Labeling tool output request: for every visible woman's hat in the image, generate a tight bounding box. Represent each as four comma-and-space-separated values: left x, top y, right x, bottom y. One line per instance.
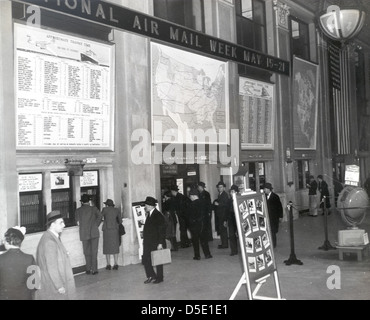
170, 185, 179, 192
189, 189, 199, 196
46, 210, 63, 226
5, 226, 26, 242
104, 199, 115, 207
144, 197, 157, 207
230, 185, 239, 193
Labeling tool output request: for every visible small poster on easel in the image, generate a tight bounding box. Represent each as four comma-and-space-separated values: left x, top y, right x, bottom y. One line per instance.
132, 202, 147, 259
230, 192, 283, 300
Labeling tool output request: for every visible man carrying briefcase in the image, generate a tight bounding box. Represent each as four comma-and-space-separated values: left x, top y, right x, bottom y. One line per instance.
142, 197, 167, 284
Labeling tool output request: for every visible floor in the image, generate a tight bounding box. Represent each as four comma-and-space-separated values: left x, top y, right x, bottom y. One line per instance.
74, 210, 370, 300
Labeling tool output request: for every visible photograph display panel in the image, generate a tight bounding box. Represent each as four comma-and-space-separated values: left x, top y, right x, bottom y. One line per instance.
132, 203, 147, 259
234, 193, 276, 282
15, 23, 115, 150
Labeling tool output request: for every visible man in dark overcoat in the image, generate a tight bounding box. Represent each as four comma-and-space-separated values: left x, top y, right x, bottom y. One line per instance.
171, 185, 191, 248
187, 189, 212, 260
214, 181, 229, 249
318, 175, 331, 214
264, 183, 283, 248
75, 194, 102, 275
142, 197, 167, 284
197, 182, 213, 241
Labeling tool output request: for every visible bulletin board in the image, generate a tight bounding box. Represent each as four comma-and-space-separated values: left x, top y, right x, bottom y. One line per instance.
230, 192, 283, 300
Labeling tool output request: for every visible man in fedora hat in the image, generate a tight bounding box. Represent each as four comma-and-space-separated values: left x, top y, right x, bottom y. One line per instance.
75, 194, 102, 275
142, 197, 166, 284
227, 185, 240, 256
263, 183, 283, 248
170, 185, 191, 248
35, 211, 75, 300
187, 189, 212, 260
197, 182, 213, 241
214, 181, 229, 249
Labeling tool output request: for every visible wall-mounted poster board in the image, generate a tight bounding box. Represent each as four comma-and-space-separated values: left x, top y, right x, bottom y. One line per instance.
15, 23, 115, 150
239, 77, 275, 150
230, 191, 283, 300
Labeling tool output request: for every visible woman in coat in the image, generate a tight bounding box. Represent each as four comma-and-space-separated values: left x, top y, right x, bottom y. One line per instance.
101, 199, 121, 270
0, 227, 36, 300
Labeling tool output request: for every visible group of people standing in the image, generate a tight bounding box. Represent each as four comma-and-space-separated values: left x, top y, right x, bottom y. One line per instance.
306, 175, 332, 217
141, 180, 286, 285
0, 195, 123, 300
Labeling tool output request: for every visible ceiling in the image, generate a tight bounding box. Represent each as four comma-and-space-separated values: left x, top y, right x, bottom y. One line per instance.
289, 0, 370, 46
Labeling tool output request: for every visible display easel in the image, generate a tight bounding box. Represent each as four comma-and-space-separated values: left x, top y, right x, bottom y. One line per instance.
230, 192, 283, 300
132, 201, 147, 259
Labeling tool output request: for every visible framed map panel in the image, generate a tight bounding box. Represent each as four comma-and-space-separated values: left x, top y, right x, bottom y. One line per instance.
151, 42, 229, 145
292, 56, 319, 150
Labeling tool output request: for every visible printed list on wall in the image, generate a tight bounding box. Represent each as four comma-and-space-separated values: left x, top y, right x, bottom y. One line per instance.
239, 77, 274, 150
15, 23, 114, 150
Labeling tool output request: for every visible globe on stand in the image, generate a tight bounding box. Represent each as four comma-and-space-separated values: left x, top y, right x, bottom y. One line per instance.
337, 186, 369, 246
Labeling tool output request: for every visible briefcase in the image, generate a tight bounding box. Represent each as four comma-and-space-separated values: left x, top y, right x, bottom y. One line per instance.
151, 248, 171, 266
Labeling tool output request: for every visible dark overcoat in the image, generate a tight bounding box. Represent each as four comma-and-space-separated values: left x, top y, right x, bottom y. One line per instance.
0, 249, 35, 300
266, 192, 283, 234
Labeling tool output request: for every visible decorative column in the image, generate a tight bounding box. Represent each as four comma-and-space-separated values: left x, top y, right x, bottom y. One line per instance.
271, 0, 291, 196
0, 1, 18, 236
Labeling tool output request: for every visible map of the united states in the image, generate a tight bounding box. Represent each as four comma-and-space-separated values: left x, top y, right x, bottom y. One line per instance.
151, 43, 228, 144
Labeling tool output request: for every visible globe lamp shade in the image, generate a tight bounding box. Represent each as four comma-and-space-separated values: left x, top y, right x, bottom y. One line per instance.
319, 5, 366, 42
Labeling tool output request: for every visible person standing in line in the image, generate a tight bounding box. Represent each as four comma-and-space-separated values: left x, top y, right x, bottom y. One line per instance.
318, 175, 331, 215
75, 194, 102, 275
187, 189, 212, 260
214, 181, 229, 249
197, 182, 213, 241
307, 176, 318, 217
162, 191, 178, 251
171, 185, 191, 248
101, 199, 121, 271
36, 211, 75, 300
264, 183, 283, 249
142, 197, 167, 284
0, 226, 36, 300
333, 176, 344, 208
227, 185, 239, 256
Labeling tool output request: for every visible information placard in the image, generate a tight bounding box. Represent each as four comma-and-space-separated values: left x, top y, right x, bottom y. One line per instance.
231, 192, 282, 300
345, 165, 360, 187
239, 77, 275, 150
15, 23, 115, 150
80, 171, 99, 188
18, 173, 43, 192
51, 172, 70, 190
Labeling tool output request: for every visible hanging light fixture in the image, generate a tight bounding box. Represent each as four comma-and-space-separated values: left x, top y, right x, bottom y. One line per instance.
319, 0, 366, 42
